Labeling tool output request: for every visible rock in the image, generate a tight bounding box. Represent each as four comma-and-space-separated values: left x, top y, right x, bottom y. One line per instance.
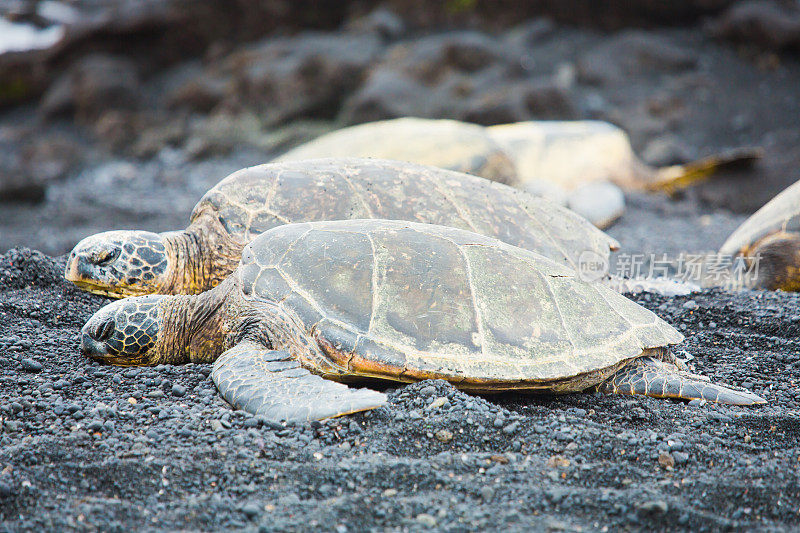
709, 1, 800, 53
637, 499, 669, 514
40, 54, 141, 120
578, 31, 698, 86
346, 8, 406, 41
21, 359, 42, 372
683, 300, 699, 310
339, 69, 430, 124
480, 486, 495, 501
0, 128, 80, 203
547, 455, 571, 468
382, 488, 398, 497
171, 33, 383, 126
428, 397, 448, 409
171, 384, 187, 397
240, 502, 261, 519
658, 451, 675, 469
416, 513, 437, 528
462, 79, 578, 125
434, 429, 453, 443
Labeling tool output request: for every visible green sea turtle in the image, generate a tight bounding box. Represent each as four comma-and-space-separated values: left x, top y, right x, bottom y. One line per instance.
276, 117, 516, 184
486, 120, 760, 195
65, 158, 618, 298
80, 219, 765, 423
717, 179, 800, 291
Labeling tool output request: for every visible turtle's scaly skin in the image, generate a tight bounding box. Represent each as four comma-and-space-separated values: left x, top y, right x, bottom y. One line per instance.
719, 179, 800, 291
276, 118, 516, 184
81, 220, 764, 422
67, 158, 618, 297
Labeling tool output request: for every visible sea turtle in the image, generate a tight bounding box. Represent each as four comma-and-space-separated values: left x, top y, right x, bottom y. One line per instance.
486, 120, 760, 195
717, 179, 800, 291
80, 219, 765, 423
65, 157, 618, 298
276, 117, 516, 184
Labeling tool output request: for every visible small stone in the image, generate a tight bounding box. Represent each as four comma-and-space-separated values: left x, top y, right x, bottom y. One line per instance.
147, 390, 165, 399
673, 451, 689, 465
658, 451, 675, 469
418, 386, 436, 397
638, 499, 669, 514
683, 300, 699, 310
503, 421, 520, 434
382, 488, 398, 497
428, 397, 447, 409
434, 429, 453, 443
547, 455, 570, 468
171, 384, 187, 397
210, 420, 224, 432
21, 359, 42, 372
416, 513, 437, 528
241, 502, 261, 519
480, 486, 495, 501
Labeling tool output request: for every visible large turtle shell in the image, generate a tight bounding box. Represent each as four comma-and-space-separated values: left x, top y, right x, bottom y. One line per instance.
191, 158, 618, 271
236, 220, 682, 383
719, 179, 800, 256
487, 121, 639, 190
275, 118, 516, 184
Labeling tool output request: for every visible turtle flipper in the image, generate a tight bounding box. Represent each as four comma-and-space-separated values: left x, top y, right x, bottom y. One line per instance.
212, 342, 388, 423
645, 147, 762, 195
598, 356, 766, 405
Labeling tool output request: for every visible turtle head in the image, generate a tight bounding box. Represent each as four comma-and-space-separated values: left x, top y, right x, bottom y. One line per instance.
65, 231, 171, 298
81, 295, 170, 366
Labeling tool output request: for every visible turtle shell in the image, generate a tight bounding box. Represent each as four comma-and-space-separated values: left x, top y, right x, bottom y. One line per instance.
275, 118, 516, 184
191, 158, 618, 271
235, 220, 682, 384
487, 121, 639, 190
719, 179, 800, 256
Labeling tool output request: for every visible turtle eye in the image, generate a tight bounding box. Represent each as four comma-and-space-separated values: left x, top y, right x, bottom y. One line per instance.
90, 246, 121, 266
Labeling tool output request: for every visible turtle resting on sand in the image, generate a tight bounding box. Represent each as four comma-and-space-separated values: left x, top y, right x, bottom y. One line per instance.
275, 117, 516, 184
81, 219, 765, 423
486, 120, 760, 195
717, 179, 800, 291
65, 158, 618, 298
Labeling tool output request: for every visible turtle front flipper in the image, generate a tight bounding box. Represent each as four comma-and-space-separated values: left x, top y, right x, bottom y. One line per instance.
598, 355, 766, 405
211, 342, 388, 423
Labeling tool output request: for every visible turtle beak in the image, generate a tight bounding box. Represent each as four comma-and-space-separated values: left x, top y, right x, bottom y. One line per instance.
80, 317, 115, 361
65, 243, 121, 280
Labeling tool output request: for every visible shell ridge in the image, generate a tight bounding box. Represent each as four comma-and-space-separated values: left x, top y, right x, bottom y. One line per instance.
428, 179, 482, 234
512, 193, 576, 268
455, 241, 487, 357
337, 168, 376, 218
538, 272, 577, 362
364, 231, 380, 335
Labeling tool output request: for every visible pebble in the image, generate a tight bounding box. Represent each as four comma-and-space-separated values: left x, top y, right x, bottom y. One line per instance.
416, 514, 437, 528
171, 384, 187, 397
658, 451, 675, 469
21, 359, 43, 372
480, 486, 495, 501
428, 397, 448, 409
683, 300, 699, 310
434, 429, 453, 443
502, 421, 519, 434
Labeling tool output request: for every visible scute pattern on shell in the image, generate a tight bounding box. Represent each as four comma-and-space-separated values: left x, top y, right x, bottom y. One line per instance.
191, 158, 618, 271
720, 179, 800, 256
237, 220, 682, 383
